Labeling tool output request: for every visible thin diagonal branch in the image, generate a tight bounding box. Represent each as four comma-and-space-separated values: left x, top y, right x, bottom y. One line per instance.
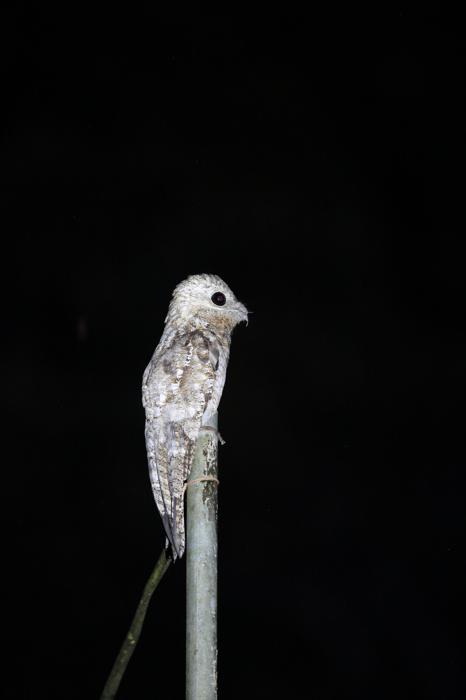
100, 548, 171, 700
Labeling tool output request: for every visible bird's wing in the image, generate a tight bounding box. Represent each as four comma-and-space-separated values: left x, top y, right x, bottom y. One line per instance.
143, 330, 219, 558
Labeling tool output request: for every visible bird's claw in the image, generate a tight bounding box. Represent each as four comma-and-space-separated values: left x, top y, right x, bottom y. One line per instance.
200, 425, 226, 445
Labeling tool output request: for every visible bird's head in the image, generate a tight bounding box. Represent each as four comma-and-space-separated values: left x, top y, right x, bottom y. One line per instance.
166, 273, 249, 332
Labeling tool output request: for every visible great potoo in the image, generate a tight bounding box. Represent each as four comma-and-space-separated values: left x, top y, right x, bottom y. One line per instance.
142, 274, 248, 560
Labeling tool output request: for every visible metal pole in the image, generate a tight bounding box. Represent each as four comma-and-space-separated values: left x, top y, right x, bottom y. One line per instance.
186, 412, 219, 700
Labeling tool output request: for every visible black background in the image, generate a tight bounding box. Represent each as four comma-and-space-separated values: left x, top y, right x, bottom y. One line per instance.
6, 7, 466, 699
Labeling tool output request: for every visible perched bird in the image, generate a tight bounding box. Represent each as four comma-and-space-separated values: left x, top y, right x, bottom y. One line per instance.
142, 274, 248, 560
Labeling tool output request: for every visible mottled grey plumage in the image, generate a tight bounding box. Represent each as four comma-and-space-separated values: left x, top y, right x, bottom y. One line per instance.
142, 274, 247, 560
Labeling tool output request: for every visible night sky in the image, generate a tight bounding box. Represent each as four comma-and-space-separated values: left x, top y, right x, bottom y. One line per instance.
6, 8, 466, 699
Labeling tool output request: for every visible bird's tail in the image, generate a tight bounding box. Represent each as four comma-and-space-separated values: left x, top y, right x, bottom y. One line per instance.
161, 512, 181, 561
170, 496, 185, 560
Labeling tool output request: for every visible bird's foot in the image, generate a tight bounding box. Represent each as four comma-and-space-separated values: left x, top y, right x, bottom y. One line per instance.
200, 425, 226, 445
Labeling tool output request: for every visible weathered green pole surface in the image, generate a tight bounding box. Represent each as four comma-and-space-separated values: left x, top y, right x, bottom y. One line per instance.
186, 412, 219, 700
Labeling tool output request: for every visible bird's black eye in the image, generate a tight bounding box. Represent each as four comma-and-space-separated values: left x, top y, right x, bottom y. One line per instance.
211, 291, 226, 306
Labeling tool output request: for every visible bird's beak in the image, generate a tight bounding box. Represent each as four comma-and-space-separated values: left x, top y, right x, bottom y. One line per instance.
235, 301, 249, 325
